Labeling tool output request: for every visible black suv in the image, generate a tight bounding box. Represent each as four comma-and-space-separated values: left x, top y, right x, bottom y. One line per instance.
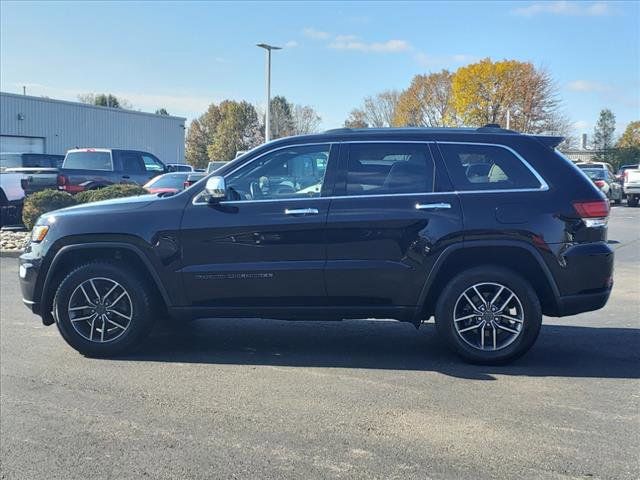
18, 127, 614, 363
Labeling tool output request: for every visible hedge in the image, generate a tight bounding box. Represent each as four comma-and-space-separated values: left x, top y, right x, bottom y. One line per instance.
22, 190, 78, 230
22, 184, 149, 229
74, 184, 147, 204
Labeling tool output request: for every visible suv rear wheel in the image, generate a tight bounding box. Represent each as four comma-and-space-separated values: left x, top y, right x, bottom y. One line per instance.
53, 261, 155, 357
435, 266, 542, 364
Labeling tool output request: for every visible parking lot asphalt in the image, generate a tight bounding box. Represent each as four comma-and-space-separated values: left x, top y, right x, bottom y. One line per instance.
1, 206, 639, 480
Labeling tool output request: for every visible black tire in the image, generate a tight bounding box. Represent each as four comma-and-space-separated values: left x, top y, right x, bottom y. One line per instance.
434, 266, 542, 364
53, 261, 155, 357
614, 197, 622, 205
628, 196, 639, 207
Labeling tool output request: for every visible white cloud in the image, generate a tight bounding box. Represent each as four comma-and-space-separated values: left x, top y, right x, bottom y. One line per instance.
513, 1, 612, 17
302, 27, 331, 40
284, 40, 298, 48
329, 38, 411, 53
567, 80, 608, 92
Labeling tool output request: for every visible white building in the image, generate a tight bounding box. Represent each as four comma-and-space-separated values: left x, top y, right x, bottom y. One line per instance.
0, 92, 186, 162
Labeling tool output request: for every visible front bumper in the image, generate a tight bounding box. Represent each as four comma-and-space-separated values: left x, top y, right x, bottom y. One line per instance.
19, 250, 43, 316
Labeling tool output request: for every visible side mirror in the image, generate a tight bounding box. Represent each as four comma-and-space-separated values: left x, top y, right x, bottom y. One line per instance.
204, 176, 226, 202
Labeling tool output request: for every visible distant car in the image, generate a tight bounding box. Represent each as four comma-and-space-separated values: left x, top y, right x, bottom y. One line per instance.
57, 148, 166, 193
166, 163, 194, 173
143, 172, 191, 194
576, 161, 616, 177
581, 168, 623, 204
207, 161, 226, 174
1, 153, 64, 195
623, 169, 640, 207
183, 172, 206, 189
0, 171, 26, 226
0, 153, 64, 172
617, 164, 639, 183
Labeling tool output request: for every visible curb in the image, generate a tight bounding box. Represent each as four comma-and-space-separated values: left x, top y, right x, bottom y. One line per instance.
0, 250, 23, 258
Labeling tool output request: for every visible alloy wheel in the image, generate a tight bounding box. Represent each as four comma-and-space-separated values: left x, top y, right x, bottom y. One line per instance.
67, 277, 133, 343
453, 282, 524, 351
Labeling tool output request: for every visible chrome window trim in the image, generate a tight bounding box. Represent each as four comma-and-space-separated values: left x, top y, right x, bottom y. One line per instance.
192, 140, 549, 206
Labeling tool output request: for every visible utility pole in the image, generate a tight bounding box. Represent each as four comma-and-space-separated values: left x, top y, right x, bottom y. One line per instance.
256, 43, 282, 143
506, 109, 511, 129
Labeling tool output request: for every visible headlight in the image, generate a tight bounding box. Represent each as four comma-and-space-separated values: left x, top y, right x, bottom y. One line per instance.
31, 225, 50, 243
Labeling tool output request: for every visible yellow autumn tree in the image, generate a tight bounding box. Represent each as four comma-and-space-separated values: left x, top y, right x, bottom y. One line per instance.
451, 58, 561, 133
394, 70, 458, 127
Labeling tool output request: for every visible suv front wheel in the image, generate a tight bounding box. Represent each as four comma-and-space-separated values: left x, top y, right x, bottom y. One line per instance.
435, 266, 542, 364
53, 261, 155, 357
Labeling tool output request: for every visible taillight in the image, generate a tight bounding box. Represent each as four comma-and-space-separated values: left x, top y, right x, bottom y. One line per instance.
573, 200, 609, 227
594, 180, 606, 188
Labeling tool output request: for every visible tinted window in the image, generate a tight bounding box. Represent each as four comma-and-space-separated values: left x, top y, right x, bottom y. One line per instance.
225, 144, 330, 201
345, 143, 434, 195
438, 143, 541, 191
119, 152, 145, 173
143, 154, 165, 172
63, 152, 112, 171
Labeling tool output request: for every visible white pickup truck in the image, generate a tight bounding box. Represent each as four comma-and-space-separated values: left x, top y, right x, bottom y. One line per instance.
623, 168, 640, 207
0, 171, 25, 226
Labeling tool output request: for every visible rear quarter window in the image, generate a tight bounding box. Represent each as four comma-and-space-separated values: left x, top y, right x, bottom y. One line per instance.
438, 143, 542, 191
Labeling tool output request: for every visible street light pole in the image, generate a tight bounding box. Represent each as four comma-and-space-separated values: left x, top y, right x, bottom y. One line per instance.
256, 43, 282, 143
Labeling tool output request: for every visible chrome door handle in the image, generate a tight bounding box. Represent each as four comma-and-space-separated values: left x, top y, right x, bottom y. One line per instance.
284, 208, 319, 215
416, 202, 451, 210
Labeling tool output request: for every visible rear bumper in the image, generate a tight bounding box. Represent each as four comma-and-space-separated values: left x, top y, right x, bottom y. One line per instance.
555, 288, 612, 316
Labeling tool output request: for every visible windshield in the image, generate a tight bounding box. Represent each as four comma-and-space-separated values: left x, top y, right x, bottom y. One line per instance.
63, 151, 112, 170
146, 173, 188, 188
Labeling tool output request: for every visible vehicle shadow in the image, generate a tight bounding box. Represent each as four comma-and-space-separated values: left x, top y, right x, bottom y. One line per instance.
116, 318, 640, 380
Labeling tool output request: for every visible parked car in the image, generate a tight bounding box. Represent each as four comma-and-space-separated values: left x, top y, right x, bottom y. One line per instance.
623, 169, 640, 207
19, 126, 613, 364
166, 163, 194, 173
206, 161, 227, 174
0, 153, 64, 172
575, 161, 616, 177
57, 148, 166, 193
0, 171, 26, 226
580, 168, 623, 204
183, 172, 206, 189
143, 172, 191, 195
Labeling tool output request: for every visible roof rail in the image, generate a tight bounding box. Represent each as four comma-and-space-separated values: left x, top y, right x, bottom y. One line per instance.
476, 124, 518, 134
323, 127, 353, 134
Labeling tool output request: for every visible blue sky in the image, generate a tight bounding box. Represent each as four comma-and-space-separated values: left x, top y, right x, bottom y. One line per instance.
1, 1, 638, 137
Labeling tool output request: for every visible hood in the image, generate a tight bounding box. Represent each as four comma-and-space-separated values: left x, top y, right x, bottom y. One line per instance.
41, 194, 158, 222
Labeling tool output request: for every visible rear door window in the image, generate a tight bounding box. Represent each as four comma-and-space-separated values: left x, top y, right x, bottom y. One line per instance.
343, 143, 435, 195
438, 143, 542, 191
119, 152, 146, 173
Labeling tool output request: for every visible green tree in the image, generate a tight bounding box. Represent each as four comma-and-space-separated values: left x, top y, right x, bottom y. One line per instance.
78, 93, 131, 109
155, 108, 169, 115
185, 119, 210, 169
209, 101, 263, 161
593, 109, 616, 161
269, 96, 294, 139
185, 103, 223, 168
